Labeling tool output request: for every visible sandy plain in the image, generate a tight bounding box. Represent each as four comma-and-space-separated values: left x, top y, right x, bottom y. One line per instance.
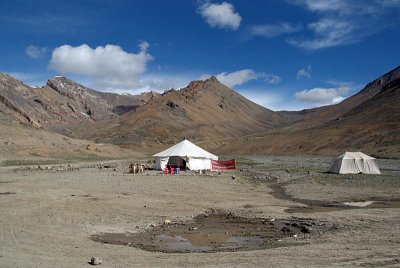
0, 156, 399, 267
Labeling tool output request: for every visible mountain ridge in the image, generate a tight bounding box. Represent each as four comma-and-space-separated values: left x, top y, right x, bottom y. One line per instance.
0, 65, 399, 157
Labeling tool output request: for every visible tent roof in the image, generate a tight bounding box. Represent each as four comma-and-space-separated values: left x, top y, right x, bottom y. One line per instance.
336, 152, 376, 160
153, 139, 218, 160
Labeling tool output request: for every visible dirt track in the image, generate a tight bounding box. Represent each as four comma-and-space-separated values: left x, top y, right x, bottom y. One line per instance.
0, 156, 400, 267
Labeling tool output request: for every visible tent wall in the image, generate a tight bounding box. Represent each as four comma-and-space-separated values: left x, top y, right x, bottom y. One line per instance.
329, 153, 381, 174
155, 156, 212, 171
187, 157, 212, 171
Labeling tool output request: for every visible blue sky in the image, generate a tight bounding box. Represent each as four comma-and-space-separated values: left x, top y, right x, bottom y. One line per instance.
1, 0, 399, 111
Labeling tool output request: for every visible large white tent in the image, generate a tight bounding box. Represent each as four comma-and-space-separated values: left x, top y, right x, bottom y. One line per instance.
153, 139, 218, 171
329, 152, 381, 174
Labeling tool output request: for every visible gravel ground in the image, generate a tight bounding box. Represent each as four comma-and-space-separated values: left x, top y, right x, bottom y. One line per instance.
0, 156, 399, 267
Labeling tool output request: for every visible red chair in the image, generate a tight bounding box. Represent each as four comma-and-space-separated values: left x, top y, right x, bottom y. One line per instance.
163, 168, 168, 174
170, 167, 175, 174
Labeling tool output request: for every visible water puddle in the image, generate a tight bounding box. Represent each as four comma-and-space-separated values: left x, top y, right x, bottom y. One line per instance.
155, 234, 264, 252
91, 212, 336, 253
268, 181, 400, 214
286, 200, 400, 213
343, 201, 374, 207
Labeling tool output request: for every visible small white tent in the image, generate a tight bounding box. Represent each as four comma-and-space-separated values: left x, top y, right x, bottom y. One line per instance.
153, 139, 218, 171
329, 152, 381, 174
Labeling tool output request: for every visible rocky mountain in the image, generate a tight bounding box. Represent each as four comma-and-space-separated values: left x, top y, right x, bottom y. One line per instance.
0, 75, 148, 161
1, 65, 399, 158
214, 65, 400, 157
75, 76, 285, 147
279, 65, 400, 129
0, 74, 157, 136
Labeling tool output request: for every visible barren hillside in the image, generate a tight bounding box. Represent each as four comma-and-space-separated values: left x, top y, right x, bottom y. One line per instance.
213, 66, 400, 157
1, 66, 399, 158
76, 76, 284, 147
0, 74, 156, 136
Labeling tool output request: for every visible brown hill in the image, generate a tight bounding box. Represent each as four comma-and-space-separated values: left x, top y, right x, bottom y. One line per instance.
0, 116, 135, 163
279, 65, 400, 128
0, 74, 151, 161
1, 66, 399, 158
214, 66, 400, 157
76, 76, 284, 147
0, 74, 156, 136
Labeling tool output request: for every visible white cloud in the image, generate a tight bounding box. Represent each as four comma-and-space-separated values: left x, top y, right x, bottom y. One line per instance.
139, 41, 150, 51
295, 86, 352, 105
48, 42, 152, 90
93, 73, 193, 95
290, 0, 352, 14
198, 1, 242, 30
249, 23, 301, 38
201, 69, 281, 88
264, 74, 282, 84
287, 0, 399, 49
26, 45, 48, 59
296, 65, 312, 79
380, 0, 400, 7
288, 18, 359, 49
216, 69, 258, 87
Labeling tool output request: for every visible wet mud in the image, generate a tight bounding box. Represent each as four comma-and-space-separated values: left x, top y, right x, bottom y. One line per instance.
270, 182, 400, 213
91, 212, 336, 253
0, 191, 16, 195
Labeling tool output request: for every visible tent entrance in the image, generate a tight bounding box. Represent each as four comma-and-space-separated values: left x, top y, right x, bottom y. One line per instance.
167, 156, 187, 170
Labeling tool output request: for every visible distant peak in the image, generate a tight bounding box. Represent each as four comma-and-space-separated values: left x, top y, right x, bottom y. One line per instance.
209, 75, 219, 82
186, 76, 221, 91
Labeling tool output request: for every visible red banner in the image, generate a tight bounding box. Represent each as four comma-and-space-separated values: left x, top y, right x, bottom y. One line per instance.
211, 159, 236, 171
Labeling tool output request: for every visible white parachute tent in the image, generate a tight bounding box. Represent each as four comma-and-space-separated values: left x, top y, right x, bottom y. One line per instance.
153, 139, 218, 171
329, 152, 381, 174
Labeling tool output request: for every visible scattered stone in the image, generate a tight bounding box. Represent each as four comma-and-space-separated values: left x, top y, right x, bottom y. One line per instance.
90, 257, 102, 265
301, 226, 312, 233
164, 219, 171, 225
293, 234, 298, 238
270, 218, 276, 222
150, 224, 156, 227
231, 175, 236, 180
281, 227, 290, 233
167, 100, 179, 109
